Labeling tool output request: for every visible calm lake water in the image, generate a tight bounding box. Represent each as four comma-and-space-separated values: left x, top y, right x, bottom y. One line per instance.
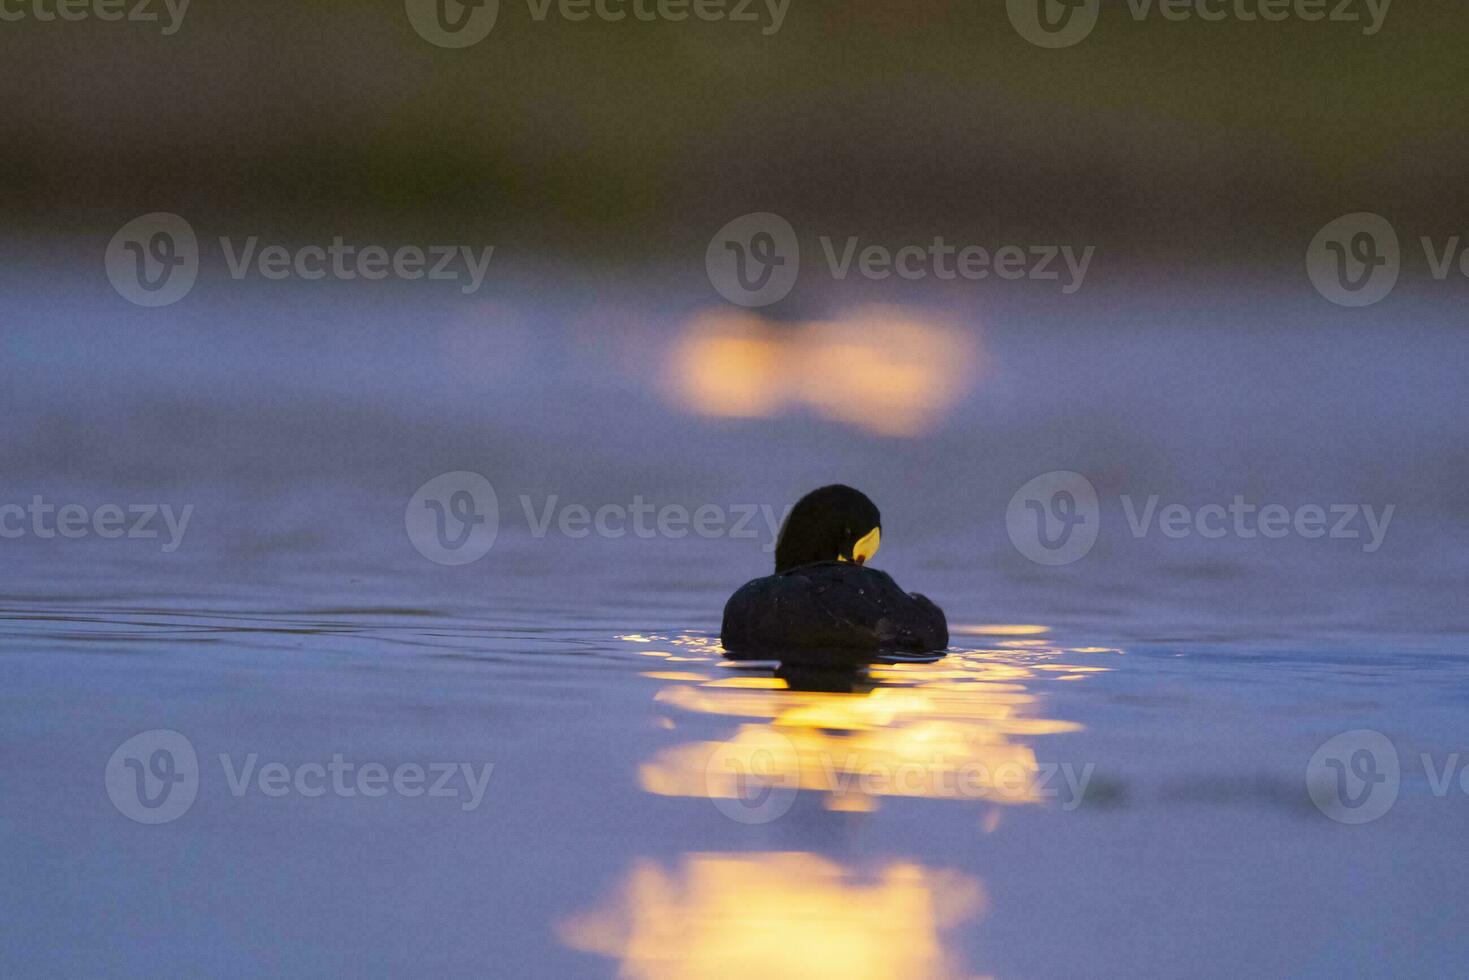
3, 270, 1468, 977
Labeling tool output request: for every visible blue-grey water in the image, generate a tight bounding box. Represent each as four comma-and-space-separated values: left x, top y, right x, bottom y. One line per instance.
3, 266, 1468, 977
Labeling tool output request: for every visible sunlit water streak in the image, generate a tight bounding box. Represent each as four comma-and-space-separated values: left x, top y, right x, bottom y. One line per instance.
633, 630, 1106, 814
559, 852, 986, 980
556, 629, 1109, 977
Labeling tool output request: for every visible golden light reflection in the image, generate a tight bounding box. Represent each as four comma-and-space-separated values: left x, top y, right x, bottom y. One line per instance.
559, 632, 1117, 978
666, 307, 976, 436
558, 852, 985, 980
627, 631, 1113, 813
951, 623, 1050, 636
668, 316, 788, 418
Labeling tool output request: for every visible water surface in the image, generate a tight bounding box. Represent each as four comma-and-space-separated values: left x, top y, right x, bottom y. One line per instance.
3, 278, 1467, 977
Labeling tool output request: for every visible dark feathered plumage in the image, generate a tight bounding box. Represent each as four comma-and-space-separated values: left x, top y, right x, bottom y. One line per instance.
774, 484, 881, 573
721, 561, 948, 656
720, 486, 948, 658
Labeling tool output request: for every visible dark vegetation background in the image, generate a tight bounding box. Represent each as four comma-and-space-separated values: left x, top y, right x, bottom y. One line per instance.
3, 0, 1463, 280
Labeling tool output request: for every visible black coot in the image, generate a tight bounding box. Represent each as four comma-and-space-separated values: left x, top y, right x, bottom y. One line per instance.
720, 485, 948, 657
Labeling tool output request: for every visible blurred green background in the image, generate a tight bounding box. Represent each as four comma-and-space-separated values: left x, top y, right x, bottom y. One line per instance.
4, 0, 1463, 274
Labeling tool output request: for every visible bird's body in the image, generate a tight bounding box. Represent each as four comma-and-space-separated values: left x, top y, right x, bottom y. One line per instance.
721, 560, 948, 657
719, 485, 948, 659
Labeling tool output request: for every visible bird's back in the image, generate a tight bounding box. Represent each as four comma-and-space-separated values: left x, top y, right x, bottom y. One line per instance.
721, 561, 948, 657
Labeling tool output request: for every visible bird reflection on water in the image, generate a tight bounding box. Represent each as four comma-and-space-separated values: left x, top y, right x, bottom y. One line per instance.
561, 628, 1117, 977
635, 630, 1106, 813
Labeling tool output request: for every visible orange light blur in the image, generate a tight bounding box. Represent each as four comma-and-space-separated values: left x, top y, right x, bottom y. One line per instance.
666, 307, 976, 436
558, 852, 984, 979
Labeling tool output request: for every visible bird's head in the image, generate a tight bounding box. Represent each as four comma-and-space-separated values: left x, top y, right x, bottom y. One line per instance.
773, 485, 882, 573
